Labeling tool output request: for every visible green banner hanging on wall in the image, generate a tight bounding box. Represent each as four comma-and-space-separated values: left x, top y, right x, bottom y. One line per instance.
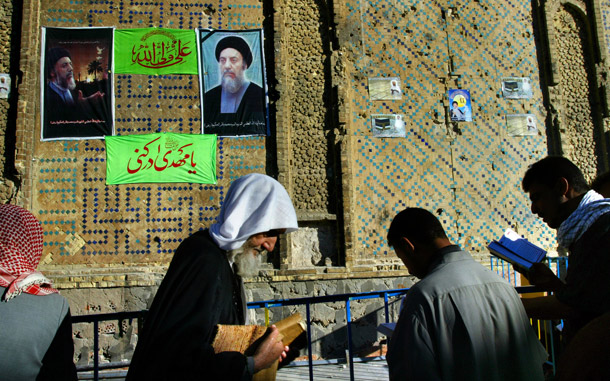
115, 28, 198, 74
106, 133, 216, 184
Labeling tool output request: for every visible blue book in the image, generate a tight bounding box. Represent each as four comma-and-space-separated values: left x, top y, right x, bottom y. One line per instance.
487, 229, 546, 273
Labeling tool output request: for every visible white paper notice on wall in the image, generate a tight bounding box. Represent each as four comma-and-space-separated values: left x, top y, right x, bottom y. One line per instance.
501, 77, 532, 99
368, 77, 402, 100
370, 114, 406, 138
506, 114, 538, 136
0, 74, 10, 99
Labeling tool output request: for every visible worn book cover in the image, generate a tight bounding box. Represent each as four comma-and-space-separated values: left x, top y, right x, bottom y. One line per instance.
212, 313, 305, 381
488, 228, 546, 273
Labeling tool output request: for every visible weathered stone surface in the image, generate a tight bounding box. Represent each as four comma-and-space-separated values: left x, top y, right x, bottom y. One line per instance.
2, 0, 610, 367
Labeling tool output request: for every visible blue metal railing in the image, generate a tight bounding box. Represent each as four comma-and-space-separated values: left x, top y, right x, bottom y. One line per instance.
490, 255, 568, 286
247, 288, 411, 381
490, 255, 569, 375
72, 311, 146, 381
74, 285, 550, 381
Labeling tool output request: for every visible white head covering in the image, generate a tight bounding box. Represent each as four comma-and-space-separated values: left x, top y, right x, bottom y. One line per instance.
209, 173, 298, 250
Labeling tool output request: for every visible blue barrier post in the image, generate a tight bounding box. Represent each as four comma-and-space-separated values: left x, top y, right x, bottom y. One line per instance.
93, 320, 99, 381
306, 302, 313, 381
383, 292, 390, 323
346, 298, 355, 381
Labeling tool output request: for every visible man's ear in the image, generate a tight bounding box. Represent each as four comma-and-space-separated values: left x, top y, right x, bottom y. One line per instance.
398, 237, 415, 255
554, 177, 570, 197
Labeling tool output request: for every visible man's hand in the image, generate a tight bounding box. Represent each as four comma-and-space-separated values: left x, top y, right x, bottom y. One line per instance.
526, 262, 564, 291
252, 325, 289, 373
78, 90, 105, 103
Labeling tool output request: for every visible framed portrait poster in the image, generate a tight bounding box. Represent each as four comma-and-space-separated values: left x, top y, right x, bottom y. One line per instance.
448, 89, 472, 122
198, 29, 268, 136
41, 27, 114, 141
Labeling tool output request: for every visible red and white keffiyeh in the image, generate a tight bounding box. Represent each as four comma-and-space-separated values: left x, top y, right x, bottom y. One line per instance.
0, 204, 57, 301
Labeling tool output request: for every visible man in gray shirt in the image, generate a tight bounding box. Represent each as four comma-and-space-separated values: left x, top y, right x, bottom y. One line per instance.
385, 208, 547, 380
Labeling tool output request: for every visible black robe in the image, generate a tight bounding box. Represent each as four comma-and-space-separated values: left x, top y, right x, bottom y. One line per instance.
203, 82, 266, 136
43, 84, 112, 139
126, 230, 247, 380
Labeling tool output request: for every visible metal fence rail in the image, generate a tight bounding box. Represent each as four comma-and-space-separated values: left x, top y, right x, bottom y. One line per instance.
72, 311, 147, 381
73, 284, 555, 381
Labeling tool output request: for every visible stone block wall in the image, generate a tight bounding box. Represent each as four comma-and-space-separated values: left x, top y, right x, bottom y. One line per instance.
62, 275, 414, 364
12, 0, 592, 282
2, 0, 610, 364
0, 0, 19, 203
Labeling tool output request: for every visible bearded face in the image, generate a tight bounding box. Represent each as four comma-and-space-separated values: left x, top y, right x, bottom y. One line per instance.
221, 69, 246, 94
218, 47, 247, 94
228, 237, 264, 278
52, 56, 76, 90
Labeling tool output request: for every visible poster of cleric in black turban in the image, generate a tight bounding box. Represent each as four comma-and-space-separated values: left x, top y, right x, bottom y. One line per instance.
198, 29, 268, 136
41, 27, 114, 141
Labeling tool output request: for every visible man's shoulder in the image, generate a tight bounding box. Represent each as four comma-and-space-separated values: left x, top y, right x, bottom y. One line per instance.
180, 230, 216, 248
416, 250, 506, 294
248, 82, 263, 90
245, 82, 264, 95
46, 85, 62, 100
204, 85, 222, 97
579, 211, 610, 243
174, 230, 225, 264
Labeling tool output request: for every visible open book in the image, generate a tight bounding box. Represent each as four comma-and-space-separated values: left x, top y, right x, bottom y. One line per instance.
487, 228, 546, 273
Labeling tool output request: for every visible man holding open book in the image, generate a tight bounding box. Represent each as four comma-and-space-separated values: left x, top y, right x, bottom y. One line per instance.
521, 156, 610, 341
127, 174, 298, 381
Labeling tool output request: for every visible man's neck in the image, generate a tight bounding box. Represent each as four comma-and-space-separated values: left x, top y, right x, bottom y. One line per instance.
559, 192, 587, 225
50, 80, 69, 92
420, 238, 455, 276
220, 80, 250, 113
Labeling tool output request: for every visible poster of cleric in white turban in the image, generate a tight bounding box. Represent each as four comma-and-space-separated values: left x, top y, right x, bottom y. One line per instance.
198, 29, 268, 136
41, 27, 114, 141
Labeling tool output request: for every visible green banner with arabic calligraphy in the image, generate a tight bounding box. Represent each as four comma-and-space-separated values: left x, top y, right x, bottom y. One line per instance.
106, 133, 216, 184
115, 28, 198, 74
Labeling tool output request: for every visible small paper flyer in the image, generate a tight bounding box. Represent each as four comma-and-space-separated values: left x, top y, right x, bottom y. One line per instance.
368, 77, 402, 100
0, 74, 10, 99
448, 89, 472, 122
370, 114, 406, 137
506, 114, 538, 136
501, 77, 533, 99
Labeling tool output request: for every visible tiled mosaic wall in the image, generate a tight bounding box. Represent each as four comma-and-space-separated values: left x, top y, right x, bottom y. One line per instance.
13, 0, 610, 282
28, 1, 271, 271
336, 0, 559, 266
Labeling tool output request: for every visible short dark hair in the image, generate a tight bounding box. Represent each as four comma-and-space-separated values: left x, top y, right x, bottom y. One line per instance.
522, 156, 589, 193
387, 208, 448, 248
46, 47, 71, 77
591, 171, 610, 193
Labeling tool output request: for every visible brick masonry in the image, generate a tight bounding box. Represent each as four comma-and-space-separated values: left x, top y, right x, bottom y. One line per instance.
1, 0, 610, 362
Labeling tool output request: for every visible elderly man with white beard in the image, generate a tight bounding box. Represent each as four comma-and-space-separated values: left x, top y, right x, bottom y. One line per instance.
203, 35, 266, 136
127, 173, 298, 381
